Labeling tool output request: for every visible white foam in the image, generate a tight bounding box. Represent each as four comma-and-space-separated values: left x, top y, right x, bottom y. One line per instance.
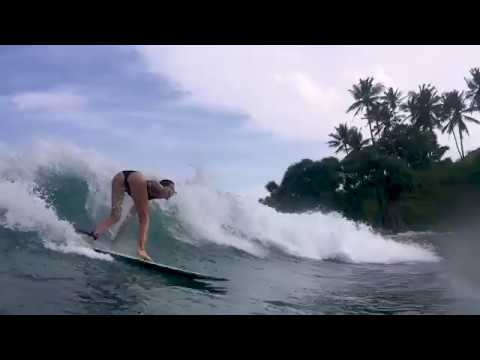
161, 183, 440, 264
0, 180, 111, 260
0, 140, 124, 260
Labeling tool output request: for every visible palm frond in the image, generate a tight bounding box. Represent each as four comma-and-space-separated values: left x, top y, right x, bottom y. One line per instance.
464, 115, 480, 125
347, 101, 362, 114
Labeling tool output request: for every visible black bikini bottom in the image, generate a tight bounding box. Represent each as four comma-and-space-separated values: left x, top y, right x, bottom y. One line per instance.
122, 170, 137, 197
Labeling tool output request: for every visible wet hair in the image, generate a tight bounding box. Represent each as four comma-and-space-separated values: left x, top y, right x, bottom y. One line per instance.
160, 179, 175, 188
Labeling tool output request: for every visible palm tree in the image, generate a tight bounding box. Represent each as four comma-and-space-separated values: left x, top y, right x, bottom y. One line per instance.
465, 67, 480, 112
401, 84, 442, 132
347, 77, 384, 144
441, 90, 480, 159
382, 87, 403, 113
367, 102, 392, 138
347, 127, 370, 152
381, 87, 404, 127
441, 91, 462, 158
328, 123, 351, 155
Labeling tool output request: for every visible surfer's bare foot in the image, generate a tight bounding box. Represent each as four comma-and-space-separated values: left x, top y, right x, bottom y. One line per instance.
138, 248, 152, 262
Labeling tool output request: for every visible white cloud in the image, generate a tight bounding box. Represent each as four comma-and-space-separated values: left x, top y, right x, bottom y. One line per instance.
12, 89, 87, 112
136, 45, 347, 141
135, 45, 480, 159
9, 89, 115, 133
373, 66, 395, 88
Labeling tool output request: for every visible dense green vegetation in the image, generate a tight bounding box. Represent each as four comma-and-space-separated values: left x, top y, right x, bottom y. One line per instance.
260, 68, 480, 232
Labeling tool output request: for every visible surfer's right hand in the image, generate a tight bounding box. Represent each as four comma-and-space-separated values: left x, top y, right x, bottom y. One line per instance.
138, 248, 152, 262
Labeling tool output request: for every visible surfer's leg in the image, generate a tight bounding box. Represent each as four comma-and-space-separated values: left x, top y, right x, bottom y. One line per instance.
94, 172, 125, 237
129, 172, 152, 261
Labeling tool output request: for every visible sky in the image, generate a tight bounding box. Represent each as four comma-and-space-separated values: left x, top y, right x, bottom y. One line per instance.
1, 45, 480, 198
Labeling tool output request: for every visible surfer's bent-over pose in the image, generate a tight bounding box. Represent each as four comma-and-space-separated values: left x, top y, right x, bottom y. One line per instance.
92, 170, 176, 261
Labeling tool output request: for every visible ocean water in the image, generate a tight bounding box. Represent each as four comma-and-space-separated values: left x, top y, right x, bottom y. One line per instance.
1, 141, 479, 315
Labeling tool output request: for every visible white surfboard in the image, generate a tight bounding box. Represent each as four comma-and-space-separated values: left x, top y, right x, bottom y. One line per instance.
75, 227, 227, 281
